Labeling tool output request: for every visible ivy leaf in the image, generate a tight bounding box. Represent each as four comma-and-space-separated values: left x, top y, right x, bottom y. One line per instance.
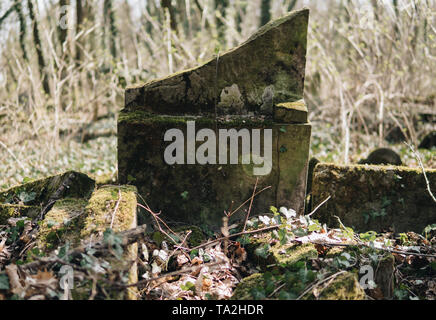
251, 287, 266, 300
181, 281, 196, 292
18, 191, 37, 204
269, 206, 278, 216
254, 244, 271, 259
0, 274, 9, 290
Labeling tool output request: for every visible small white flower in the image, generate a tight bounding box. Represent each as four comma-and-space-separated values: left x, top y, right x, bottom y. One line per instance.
151, 262, 161, 275
259, 215, 271, 225
280, 207, 296, 219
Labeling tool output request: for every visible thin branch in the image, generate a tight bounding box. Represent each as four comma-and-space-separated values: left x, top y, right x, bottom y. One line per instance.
307, 196, 331, 217
243, 178, 259, 232
405, 142, 436, 203
190, 225, 280, 251
110, 189, 122, 229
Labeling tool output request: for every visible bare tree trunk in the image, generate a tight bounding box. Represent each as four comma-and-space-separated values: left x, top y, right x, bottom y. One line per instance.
103, 0, 118, 59
260, 0, 271, 26
215, 0, 228, 45
27, 0, 50, 95
0, 5, 14, 27
13, 1, 28, 62
75, 0, 83, 64
161, 0, 178, 33
58, 0, 68, 53
288, 0, 298, 11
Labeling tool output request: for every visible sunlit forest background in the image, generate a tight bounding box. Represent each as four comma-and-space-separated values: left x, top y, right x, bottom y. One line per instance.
0, 0, 435, 189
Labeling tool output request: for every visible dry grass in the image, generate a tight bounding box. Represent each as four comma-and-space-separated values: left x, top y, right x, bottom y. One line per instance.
0, 0, 435, 189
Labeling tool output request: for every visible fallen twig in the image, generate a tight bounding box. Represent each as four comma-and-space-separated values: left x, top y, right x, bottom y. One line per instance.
243, 178, 259, 232
21, 224, 148, 271
190, 225, 280, 251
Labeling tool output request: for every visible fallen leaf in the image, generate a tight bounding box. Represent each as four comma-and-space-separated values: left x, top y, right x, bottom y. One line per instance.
191, 257, 203, 265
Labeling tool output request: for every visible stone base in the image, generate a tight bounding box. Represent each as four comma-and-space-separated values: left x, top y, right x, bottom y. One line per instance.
311, 163, 436, 233
118, 110, 311, 226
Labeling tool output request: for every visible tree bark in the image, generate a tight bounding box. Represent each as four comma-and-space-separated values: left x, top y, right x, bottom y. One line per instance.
161, 0, 178, 33
287, 0, 298, 11
260, 0, 271, 26
58, 0, 68, 53
27, 0, 50, 95
103, 0, 118, 59
214, 0, 228, 44
0, 5, 14, 28
75, 0, 83, 64
13, 1, 28, 62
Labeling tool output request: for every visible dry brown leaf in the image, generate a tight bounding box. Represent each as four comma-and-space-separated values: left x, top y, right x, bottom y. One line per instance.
202, 277, 212, 291
191, 257, 203, 265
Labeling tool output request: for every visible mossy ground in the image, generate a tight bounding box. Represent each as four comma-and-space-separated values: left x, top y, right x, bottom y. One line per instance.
232, 230, 366, 300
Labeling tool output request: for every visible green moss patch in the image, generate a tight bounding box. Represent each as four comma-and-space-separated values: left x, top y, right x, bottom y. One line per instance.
0, 204, 40, 224
312, 163, 436, 233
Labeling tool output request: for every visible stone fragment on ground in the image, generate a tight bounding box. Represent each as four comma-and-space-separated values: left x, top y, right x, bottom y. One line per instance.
311, 163, 436, 233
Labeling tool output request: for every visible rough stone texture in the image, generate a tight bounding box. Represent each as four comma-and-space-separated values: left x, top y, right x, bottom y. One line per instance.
310, 272, 365, 300
231, 272, 365, 300
36, 185, 139, 299
119, 9, 311, 226
274, 100, 308, 123
118, 112, 311, 226
311, 163, 436, 233
0, 204, 39, 224
0, 171, 95, 206
125, 8, 309, 116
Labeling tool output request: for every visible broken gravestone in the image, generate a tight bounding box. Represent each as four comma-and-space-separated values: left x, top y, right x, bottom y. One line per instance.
311, 163, 436, 233
118, 8, 311, 226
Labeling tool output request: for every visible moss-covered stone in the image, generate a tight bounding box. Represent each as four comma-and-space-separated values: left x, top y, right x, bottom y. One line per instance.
0, 171, 95, 206
270, 243, 318, 266
36, 198, 88, 251
231, 273, 264, 300
245, 231, 318, 270
118, 115, 311, 226
81, 185, 137, 238
307, 272, 365, 300
32, 185, 139, 300
274, 100, 308, 124
311, 163, 436, 233
0, 204, 40, 224
125, 9, 309, 116
152, 225, 205, 247
232, 271, 365, 300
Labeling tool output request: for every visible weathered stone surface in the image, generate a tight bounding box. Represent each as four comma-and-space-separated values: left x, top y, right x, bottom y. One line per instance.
125, 8, 309, 116
119, 10, 311, 226
0, 204, 39, 224
274, 100, 308, 123
118, 112, 311, 226
311, 163, 436, 233
0, 171, 95, 206
36, 185, 139, 299
308, 272, 365, 300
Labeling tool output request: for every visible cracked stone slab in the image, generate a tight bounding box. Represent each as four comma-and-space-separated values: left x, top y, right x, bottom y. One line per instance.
125, 8, 309, 116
